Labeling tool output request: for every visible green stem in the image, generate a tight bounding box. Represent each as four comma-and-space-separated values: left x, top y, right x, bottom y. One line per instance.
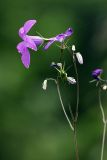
74, 123, 79, 160
98, 88, 106, 123
73, 56, 79, 121
67, 48, 79, 121
98, 88, 107, 160
67, 48, 80, 160
101, 123, 106, 160
56, 80, 74, 131
47, 78, 74, 131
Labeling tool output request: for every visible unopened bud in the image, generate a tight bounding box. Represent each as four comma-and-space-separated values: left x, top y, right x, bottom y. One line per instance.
67, 77, 76, 84
75, 52, 83, 64
102, 84, 107, 90
42, 80, 47, 90
72, 45, 76, 51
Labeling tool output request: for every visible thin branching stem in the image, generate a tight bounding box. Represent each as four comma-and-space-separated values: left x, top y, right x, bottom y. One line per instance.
98, 88, 106, 123
74, 122, 79, 160
73, 56, 79, 121
47, 78, 74, 131
67, 47, 79, 121
56, 80, 74, 131
98, 87, 107, 160
101, 123, 107, 160
67, 47, 80, 160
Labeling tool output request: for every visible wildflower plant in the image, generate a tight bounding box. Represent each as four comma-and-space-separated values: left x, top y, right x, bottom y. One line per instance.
17, 19, 83, 160
90, 69, 107, 160
16, 19, 83, 160
17, 19, 107, 160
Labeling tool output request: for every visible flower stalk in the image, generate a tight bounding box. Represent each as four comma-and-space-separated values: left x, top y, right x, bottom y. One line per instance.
67, 46, 81, 160
56, 80, 74, 131
72, 58, 80, 160
73, 55, 79, 122
46, 78, 74, 131
98, 88, 107, 160
73, 122, 79, 160
67, 47, 81, 121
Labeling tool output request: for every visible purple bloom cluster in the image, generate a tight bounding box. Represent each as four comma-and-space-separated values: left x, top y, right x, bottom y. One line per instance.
17, 20, 73, 68
92, 69, 103, 80
44, 28, 73, 50
17, 20, 43, 68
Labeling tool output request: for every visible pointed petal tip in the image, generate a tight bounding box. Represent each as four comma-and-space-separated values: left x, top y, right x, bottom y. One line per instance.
65, 27, 73, 36
23, 19, 37, 34
44, 40, 55, 50
26, 19, 37, 23
23, 62, 30, 69
20, 47, 30, 69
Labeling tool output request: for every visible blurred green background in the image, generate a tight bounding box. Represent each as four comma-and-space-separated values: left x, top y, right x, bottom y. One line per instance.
0, 0, 107, 159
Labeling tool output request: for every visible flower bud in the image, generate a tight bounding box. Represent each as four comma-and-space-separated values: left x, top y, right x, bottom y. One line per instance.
42, 80, 47, 90
67, 77, 76, 84
75, 52, 83, 64
102, 84, 107, 90
51, 62, 62, 69
57, 63, 62, 68
72, 45, 76, 51
92, 69, 103, 80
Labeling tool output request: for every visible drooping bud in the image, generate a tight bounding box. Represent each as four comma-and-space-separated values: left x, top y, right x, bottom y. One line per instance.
67, 77, 76, 84
102, 84, 107, 90
72, 45, 76, 51
42, 80, 47, 90
75, 52, 83, 64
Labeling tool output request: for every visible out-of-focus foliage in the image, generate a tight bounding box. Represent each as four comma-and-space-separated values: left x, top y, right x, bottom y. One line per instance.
0, 0, 107, 160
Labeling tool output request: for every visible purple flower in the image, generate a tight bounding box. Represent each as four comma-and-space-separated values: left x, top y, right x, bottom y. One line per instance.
17, 20, 43, 68
44, 28, 73, 50
92, 69, 103, 80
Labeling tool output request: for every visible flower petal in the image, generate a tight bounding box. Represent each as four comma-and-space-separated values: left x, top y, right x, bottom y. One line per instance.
17, 41, 30, 68
56, 34, 65, 42
21, 48, 30, 68
19, 20, 36, 39
19, 27, 25, 39
44, 28, 73, 50
24, 35, 37, 51
17, 41, 26, 54
65, 28, 73, 36
92, 69, 103, 80
24, 20, 36, 34
44, 40, 55, 50
29, 36, 44, 46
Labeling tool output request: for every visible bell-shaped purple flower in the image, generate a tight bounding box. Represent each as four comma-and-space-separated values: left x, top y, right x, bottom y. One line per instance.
92, 69, 103, 80
44, 28, 73, 50
17, 20, 43, 68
